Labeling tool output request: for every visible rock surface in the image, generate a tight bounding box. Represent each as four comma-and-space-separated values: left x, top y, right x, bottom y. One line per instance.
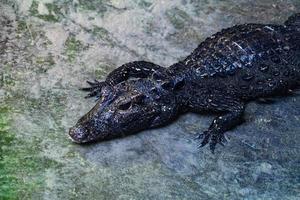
0, 0, 299, 199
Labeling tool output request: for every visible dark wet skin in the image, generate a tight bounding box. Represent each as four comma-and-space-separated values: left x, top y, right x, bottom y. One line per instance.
69, 13, 300, 153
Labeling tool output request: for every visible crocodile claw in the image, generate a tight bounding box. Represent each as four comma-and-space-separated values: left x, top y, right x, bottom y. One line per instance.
87, 80, 100, 86
196, 130, 227, 153
80, 80, 107, 99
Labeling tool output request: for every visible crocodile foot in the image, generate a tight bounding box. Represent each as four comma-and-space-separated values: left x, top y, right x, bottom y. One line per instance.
196, 130, 228, 153
80, 80, 107, 99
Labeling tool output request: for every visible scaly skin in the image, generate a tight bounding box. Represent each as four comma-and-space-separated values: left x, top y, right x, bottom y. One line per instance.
69, 14, 300, 153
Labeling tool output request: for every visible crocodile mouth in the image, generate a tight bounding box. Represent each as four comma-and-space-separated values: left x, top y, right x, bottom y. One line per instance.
68, 134, 82, 144
69, 125, 115, 144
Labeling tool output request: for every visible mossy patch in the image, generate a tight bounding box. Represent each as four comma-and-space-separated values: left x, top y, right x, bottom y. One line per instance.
64, 35, 86, 62
35, 55, 55, 66
166, 7, 191, 29
0, 106, 62, 199
34, 54, 56, 73
94, 64, 111, 78
78, 0, 108, 15
92, 26, 110, 40
138, 0, 152, 10
0, 65, 15, 88
91, 26, 116, 46
16, 20, 27, 33
29, 1, 62, 22
0, 107, 16, 199
16, 19, 44, 47
16, 20, 39, 43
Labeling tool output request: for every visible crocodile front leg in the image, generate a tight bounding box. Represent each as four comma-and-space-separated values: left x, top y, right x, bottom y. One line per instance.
81, 61, 164, 99
194, 98, 245, 153
80, 80, 108, 99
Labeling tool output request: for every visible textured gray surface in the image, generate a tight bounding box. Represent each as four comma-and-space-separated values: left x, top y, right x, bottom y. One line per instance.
0, 0, 300, 199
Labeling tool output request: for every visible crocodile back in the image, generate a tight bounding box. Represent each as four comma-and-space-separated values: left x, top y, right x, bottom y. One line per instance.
169, 23, 300, 100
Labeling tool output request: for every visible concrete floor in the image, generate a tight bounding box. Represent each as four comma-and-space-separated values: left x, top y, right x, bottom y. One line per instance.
0, 0, 299, 199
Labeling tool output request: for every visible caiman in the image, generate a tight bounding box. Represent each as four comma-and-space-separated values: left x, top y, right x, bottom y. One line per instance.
69, 13, 300, 153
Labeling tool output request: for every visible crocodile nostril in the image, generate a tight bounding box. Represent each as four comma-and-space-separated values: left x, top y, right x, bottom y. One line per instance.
69, 126, 88, 143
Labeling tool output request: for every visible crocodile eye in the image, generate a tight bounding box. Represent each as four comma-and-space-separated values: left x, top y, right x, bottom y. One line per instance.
174, 79, 185, 90
133, 94, 146, 105
118, 101, 132, 110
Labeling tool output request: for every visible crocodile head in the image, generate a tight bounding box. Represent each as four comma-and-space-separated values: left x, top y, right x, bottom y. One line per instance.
69, 78, 184, 143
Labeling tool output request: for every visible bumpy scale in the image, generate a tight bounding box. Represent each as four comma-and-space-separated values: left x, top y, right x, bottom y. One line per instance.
69, 14, 300, 153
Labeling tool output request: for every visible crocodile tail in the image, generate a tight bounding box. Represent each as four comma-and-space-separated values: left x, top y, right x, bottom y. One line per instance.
285, 13, 300, 27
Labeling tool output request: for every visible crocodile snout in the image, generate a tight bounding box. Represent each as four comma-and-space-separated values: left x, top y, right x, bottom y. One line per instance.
69, 125, 88, 143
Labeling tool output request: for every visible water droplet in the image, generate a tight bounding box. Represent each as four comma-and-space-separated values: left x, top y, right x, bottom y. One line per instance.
212, 72, 218, 77
242, 74, 254, 81
162, 106, 167, 112
196, 67, 209, 78
240, 55, 248, 62
259, 64, 269, 72
211, 103, 218, 107
249, 54, 255, 62
233, 62, 242, 68
240, 85, 248, 90
200, 72, 209, 78
185, 60, 191, 65
273, 71, 280, 76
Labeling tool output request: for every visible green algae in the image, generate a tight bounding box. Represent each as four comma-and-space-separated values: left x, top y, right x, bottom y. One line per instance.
16, 20, 39, 44
91, 26, 116, 46
138, 0, 153, 10
29, 1, 62, 22
92, 26, 110, 40
34, 54, 56, 73
0, 65, 15, 88
16, 20, 27, 33
0, 105, 62, 199
0, 107, 15, 199
166, 7, 191, 30
35, 55, 55, 66
94, 64, 111, 78
64, 35, 86, 62
78, 0, 108, 14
